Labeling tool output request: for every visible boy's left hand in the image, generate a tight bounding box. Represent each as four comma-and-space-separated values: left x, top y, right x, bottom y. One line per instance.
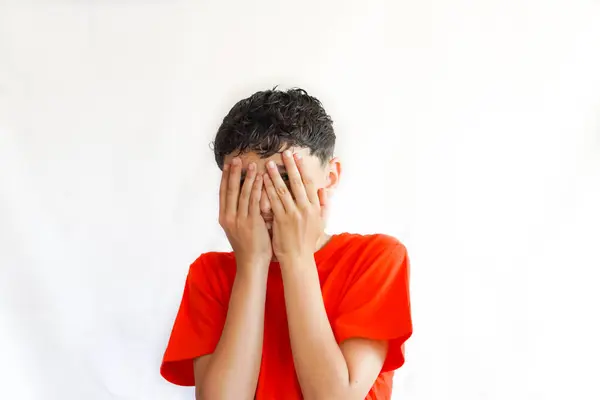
263, 150, 328, 263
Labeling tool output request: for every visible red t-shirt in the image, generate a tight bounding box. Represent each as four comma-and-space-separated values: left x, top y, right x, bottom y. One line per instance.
161, 232, 413, 399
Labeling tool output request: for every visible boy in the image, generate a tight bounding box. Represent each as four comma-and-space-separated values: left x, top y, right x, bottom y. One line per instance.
160, 88, 412, 399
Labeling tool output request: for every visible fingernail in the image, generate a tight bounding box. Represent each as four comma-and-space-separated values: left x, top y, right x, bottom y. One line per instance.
268, 160, 276, 169
232, 158, 240, 165
283, 150, 292, 158
223, 163, 230, 171
294, 152, 302, 160
248, 163, 255, 171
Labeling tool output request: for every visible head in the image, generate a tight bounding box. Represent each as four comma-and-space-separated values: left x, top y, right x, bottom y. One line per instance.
212, 87, 341, 236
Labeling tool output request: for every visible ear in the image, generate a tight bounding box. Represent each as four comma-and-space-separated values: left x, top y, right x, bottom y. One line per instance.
324, 157, 342, 190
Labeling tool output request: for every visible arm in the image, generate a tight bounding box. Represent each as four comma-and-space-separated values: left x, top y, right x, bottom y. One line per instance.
195, 264, 268, 400
262, 150, 402, 400
195, 157, 272, 399
280, 257, 387, 400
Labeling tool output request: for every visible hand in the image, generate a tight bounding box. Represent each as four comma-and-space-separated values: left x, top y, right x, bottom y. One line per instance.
219, 157, 272, 269
262, 150, 328, 263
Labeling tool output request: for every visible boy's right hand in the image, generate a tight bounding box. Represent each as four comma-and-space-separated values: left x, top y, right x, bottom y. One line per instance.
219, 157, 272, 269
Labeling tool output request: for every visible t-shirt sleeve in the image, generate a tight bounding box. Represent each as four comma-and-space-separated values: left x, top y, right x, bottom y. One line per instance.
333, 240, 413, 372
160, 254, 227, 386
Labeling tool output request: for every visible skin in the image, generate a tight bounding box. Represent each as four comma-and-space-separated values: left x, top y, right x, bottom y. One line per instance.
194, 147, 388, 400
229, 147, 336, 260
194, 155, 270, 400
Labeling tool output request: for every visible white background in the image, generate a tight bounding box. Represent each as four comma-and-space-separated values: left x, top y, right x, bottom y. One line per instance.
1, 1, 599, 399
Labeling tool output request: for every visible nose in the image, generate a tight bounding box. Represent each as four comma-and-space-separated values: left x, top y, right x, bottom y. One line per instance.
259, 188, 272, 218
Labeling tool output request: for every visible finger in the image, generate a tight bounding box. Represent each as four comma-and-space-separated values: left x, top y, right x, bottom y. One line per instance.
294, 152, 319, 204
282, 150, 310, 207
226, 157, 242, 217
238, 162, 256, 218
219, 163, 230, 218
266, 160, 296, 213
249, 173, 263, 216
263, 172, 286, 217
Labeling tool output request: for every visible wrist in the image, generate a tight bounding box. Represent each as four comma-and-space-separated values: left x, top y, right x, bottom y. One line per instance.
235, 266, 269, 289
235, 252, 271, 267
278, 254, 316, 271
234, 253, 271, 271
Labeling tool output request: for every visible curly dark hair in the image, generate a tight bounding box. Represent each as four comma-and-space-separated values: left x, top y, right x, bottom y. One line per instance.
212, 87, 336, 170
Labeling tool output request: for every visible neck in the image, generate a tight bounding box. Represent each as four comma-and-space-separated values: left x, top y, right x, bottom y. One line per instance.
316, 232, 332, 251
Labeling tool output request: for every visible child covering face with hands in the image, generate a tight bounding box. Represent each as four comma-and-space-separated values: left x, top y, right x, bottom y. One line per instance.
160, 88, 412, 400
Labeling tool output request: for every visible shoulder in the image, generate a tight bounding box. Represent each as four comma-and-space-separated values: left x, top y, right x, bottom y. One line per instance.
350, 232, 405, 250
328, 232, 408, 279
336, 232, 407, 263
187, 250, 237, 290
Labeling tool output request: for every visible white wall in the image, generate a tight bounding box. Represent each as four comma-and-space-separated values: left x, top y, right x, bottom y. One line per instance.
1, 1, 599, 399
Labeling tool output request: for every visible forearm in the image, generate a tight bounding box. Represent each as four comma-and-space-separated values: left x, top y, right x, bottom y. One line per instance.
200, 264, 268, 400
280, 257, 350, 400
